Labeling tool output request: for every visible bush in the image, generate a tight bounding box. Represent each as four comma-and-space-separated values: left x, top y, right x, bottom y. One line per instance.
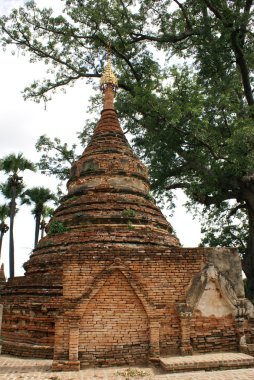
48, 220, 68, 236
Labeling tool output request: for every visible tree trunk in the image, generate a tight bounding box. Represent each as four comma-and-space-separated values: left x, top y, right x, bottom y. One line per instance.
40, 220, 45, 239
9, 187, 16, 279
242, 201, 254, 301
0, 222, 8, 262
34, 213, 41, 247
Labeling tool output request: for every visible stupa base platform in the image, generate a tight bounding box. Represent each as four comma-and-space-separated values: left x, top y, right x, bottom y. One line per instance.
159, 352, 254, 373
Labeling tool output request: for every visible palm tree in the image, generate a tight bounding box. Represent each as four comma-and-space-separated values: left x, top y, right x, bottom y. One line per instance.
21, 187, 56, 247
0, 180, 24, 277
0, 204, 9, 261
40, 206, 54, 239
0, 153, 36, 278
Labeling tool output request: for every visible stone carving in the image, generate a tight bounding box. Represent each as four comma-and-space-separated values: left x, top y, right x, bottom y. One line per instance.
196, 280, 234, 317
205, 248, 245, 298
176, 303, 192, 318
186, 263, 243, 317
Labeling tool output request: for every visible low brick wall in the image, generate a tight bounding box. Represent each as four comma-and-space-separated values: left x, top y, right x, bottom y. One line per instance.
190, 314, 237, 353
2, 340, 53, 358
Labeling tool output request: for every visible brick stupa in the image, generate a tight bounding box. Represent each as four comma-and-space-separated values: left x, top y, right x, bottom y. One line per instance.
1, 52, 254, 371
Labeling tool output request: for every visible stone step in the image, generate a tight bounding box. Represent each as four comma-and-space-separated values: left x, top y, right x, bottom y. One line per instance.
160, 352, 254, 373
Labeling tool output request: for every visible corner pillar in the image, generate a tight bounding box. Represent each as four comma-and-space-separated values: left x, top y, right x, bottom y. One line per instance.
149, 321, 160, 360
53, 316, 65, 361
68, 317, 80, 362
235, 300, 249, 354
52, 315, 80, 372
235, 316, 248, 353
177, 303, 193, 355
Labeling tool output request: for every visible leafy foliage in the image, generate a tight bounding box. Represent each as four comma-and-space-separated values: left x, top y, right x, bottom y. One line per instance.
21, 186, 56, 215
0, 153, 36, 175
0, 204, 10, 223
200, 202, 248, 257
21, 186, 56, 247
0, 181, 24, 202
122, 209, 136, 218
35, 135, 77, 180
48, 220, 68, 236
41, 205, 54, 220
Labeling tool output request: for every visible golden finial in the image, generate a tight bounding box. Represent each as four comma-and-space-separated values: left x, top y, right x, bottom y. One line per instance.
100, 43, 118, 91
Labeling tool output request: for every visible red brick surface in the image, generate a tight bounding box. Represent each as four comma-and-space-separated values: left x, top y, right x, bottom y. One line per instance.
190, 314, 237, 353
78, 270, 149, 365
0, 87, 249, 369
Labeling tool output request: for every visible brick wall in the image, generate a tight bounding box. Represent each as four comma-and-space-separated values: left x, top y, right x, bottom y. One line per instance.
0, 299, 59, 358
79, 270, 149, 366
0, 247, 244, 366
190, 313, 237, 353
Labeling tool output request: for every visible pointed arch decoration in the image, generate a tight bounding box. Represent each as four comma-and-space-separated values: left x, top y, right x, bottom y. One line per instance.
70, 258, 155, 319
53, 257, 165, 369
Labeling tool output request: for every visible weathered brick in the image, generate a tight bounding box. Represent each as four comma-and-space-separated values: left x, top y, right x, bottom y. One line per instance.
0, 83, 250, 371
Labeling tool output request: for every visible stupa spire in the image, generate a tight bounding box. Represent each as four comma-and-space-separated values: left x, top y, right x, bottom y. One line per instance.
100, 43, 118, 110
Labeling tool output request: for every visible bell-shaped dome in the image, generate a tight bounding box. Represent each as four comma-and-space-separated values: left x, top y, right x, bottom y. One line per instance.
23, 56, 180, 279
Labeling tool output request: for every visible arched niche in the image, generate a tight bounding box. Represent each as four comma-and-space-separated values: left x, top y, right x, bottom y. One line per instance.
53, 258, 161, 368
78, 269, 150, 365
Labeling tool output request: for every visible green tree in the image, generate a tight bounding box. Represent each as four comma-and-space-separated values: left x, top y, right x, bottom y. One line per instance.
21, 187, 56, 247
1, 1, 254, 295
200, 203, 248, 259
0, 204, 9, 262
0, 153, 36, 278
35, 135, 78, 180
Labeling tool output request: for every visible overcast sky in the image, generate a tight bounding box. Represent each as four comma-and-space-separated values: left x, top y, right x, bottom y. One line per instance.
0, 0, 201, 279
